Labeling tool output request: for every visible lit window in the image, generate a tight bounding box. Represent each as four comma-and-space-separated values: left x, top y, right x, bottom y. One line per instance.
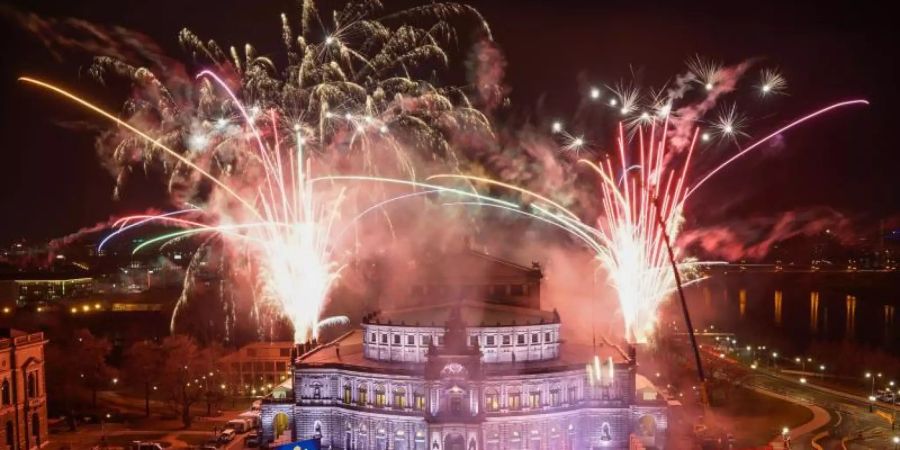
485, 392, 499, 411
358, 387, 368, 405
343, 385, 352, 404
414, 393, 425, 410
508, 392, 521, 410
529, 392, 541, 408
375, 386, 386, 407
393, 390, 406, 408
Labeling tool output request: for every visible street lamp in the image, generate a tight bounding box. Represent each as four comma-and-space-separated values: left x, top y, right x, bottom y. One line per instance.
819, 365, 826, 379
800, 377, 807, 384
869, 395, 877, 413
867, 372, 883, 397
771, 352, 779, 369
892, 435, 899, 449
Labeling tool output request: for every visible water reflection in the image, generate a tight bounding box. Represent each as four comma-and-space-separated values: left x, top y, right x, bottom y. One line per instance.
774, 290, 783, 326
809, 291, 820, 334
845, 295, 857, 338
682, 272, 900, 356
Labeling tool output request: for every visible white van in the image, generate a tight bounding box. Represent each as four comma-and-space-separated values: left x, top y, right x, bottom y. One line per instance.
218, 429, 236, 443
226, 419, 251, 433
239, 411, 260, 429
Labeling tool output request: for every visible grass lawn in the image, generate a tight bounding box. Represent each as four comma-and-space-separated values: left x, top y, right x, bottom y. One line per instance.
706, 386, 813, 448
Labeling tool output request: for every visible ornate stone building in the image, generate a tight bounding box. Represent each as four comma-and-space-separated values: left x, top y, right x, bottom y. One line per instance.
261, 250, 667, 450
0, 329, 48, 450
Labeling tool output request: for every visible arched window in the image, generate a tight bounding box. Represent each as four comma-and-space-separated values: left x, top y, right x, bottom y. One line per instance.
375, 385, 386, 407
484, 389, 499, 411
27, 373, 37, 398
508, 390, 521, 410
414, 391, 425, 410
600, 423, 612, 441
343, 385, 352, 404
313, 421, 323, 438
5, 421, 14, 450
357, 386, 368, 406
1, 379, 10, 405
393, 388, 407, 408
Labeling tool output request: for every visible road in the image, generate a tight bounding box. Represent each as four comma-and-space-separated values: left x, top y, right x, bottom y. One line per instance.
704, 350, 898, 449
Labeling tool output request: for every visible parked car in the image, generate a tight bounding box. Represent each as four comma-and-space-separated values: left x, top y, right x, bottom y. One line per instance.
245, 432, 260, 448
218, 429, 236, 443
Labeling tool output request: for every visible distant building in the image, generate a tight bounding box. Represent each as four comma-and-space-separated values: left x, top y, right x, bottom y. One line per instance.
0, 273, 92, 309
0, 329, 49, 450
261, 250, 668, 450
220, 342, 295, 396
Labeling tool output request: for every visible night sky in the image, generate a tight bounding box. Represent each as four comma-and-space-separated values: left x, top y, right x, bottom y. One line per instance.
0, 0, 896, 243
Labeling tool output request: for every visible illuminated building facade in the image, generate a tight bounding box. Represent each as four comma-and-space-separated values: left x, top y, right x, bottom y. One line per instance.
0, 274, 92, 308
220, 342, 295, 395
0, 329, 49, 450
261, 251, 668, 449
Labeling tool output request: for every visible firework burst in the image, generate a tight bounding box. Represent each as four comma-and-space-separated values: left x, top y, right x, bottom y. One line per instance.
23, 0, 495, 344
759, 68, 788, 96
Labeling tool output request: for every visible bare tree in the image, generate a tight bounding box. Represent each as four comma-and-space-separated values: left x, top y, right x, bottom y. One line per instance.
158, 335, 213, 428
71, 329, 115, 408
122, 340, 162, 417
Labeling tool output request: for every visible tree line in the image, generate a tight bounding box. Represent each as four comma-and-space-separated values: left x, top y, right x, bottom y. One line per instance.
46, 330, 228, 429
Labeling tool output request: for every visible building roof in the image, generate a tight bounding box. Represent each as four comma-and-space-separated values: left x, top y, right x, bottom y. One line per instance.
0, 271, 92, 282
296, 329, 630, 375
364, 301, 559, 328
219, 341, 294, 363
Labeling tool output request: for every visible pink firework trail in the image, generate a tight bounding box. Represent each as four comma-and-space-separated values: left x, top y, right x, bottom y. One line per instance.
431, 99, 868, 343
